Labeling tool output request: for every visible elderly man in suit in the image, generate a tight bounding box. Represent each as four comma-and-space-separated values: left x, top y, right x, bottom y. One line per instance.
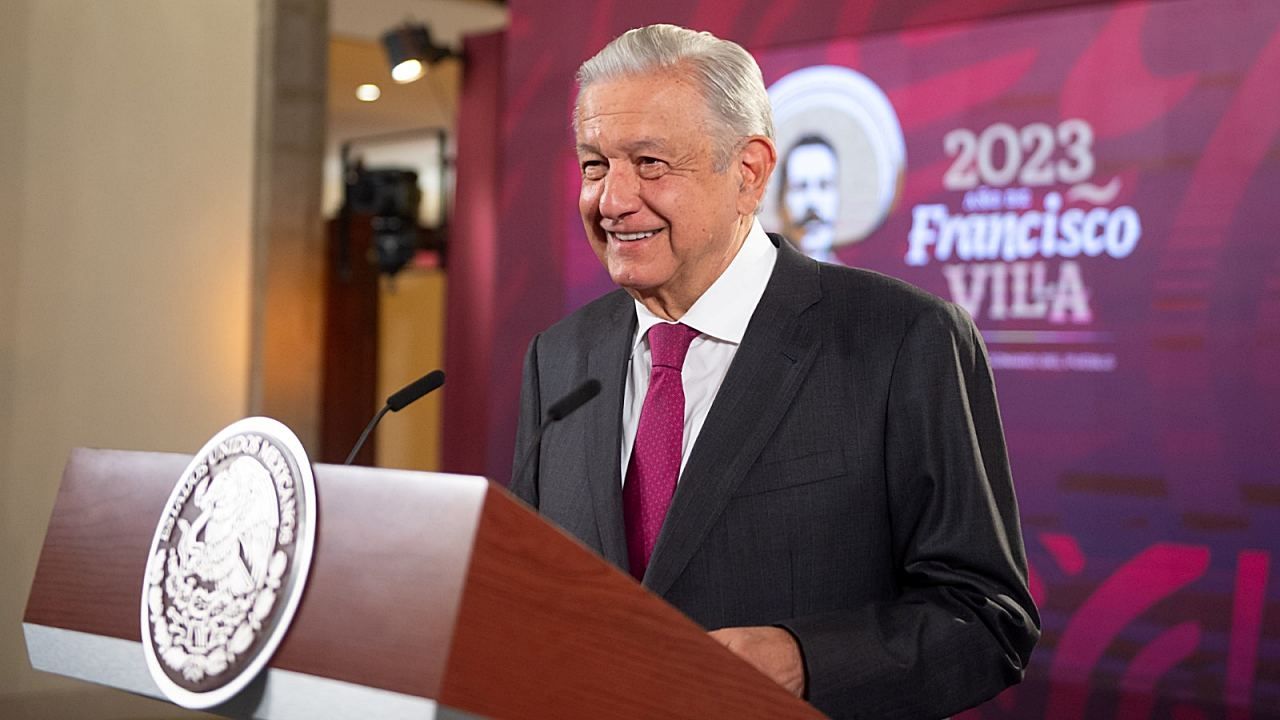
511, 23, 1038, 719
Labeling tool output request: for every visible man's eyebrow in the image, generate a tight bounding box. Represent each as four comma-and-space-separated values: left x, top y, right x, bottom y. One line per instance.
621, 137, 672, 154
575, 138, 673, 156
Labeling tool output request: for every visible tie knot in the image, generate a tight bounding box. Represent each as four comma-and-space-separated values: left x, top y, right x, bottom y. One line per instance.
648, 322, 700, 370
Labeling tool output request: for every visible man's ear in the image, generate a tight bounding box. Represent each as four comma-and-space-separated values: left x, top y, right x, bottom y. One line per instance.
736, 136, 777, 217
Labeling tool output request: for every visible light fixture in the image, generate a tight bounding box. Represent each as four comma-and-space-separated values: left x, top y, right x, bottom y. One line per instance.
390, 59, 424, 84
355, 84, 381, 102
381, 23, 457, 85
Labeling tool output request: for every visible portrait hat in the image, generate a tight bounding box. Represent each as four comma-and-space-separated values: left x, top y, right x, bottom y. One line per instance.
761, 65, 906, 246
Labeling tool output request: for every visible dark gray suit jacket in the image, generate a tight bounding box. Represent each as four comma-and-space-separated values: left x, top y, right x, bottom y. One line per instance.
512, 235, 1039, 719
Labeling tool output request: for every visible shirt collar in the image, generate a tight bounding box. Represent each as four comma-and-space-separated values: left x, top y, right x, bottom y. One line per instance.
631, 219, 778, 350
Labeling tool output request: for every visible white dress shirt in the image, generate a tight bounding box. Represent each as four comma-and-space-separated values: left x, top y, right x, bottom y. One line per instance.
621, 220, 778, 483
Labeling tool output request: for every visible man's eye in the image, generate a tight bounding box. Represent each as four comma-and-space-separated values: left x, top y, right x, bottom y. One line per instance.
637, 157, 667, 177
581, 160, 606, 179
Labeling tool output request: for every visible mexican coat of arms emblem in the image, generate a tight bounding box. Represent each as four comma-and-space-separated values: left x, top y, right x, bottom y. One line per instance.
140, 417, 316, 709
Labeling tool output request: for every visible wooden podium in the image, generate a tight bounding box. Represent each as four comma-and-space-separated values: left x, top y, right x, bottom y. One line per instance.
24, 448, 822, 719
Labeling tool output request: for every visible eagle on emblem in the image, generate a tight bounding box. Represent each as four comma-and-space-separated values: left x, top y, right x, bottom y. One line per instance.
177, 455, 280, 597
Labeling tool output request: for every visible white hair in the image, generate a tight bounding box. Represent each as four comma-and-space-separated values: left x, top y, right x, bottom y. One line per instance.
575, 24, 775, 170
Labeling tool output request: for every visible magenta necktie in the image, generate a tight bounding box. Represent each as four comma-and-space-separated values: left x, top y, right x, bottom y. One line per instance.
623, 322, 701, 581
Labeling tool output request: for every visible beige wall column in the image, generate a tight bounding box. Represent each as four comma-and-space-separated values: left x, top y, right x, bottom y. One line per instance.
0, 3, 28, 478
248, 0, 329, 448
0, 0, 321, 716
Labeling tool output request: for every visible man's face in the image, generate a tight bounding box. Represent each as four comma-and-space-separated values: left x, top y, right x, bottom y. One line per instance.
783, 142, 839, 251
575, 71, 752, 311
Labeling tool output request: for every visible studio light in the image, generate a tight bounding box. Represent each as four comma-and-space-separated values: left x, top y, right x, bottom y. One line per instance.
381, 23, 456, 84
391, 59, 425, 84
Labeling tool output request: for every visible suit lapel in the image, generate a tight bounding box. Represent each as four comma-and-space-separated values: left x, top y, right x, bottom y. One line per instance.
584, 294, 636, 571
643, 240, 823, 596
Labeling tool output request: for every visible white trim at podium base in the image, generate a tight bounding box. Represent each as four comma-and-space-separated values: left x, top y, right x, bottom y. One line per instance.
24, 623, 481, 720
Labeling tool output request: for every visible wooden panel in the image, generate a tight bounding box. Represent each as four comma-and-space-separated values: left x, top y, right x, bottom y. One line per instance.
440, 485, 823, 719
28, 448, 820, 717
24, 449, 188, 642
270, 462, 482, 697
24, 449, 485, 700
319, 215, 380, 466
377, 268, 447, 472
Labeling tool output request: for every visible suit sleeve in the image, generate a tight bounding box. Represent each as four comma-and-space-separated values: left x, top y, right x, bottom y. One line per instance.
509, 333, 543, 508
778, 303, 1040, 719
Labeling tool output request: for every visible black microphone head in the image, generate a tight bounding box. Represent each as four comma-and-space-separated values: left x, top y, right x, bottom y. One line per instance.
386, 369, 446, 411
545, 379, 602, 422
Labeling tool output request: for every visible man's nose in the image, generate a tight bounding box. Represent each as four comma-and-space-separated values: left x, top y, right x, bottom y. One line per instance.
598, 167, 641, 219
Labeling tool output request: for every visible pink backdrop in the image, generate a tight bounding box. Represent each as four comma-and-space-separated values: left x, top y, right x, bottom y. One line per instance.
445, 2, 1280, 716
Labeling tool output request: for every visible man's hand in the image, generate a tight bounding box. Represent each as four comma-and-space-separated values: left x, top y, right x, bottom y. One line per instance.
708, 625, 806, 697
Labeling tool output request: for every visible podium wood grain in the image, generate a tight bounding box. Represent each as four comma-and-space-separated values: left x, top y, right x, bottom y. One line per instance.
26, 448, 822, 719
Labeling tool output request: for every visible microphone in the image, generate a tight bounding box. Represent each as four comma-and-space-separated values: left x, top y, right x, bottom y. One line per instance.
546, 378, 602, 421
511, 379, 602, 493
387, 370, 446, 411
345, 369, 446, 465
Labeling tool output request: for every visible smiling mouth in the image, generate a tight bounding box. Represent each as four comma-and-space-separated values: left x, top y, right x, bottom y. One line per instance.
609, 229, 660, 242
